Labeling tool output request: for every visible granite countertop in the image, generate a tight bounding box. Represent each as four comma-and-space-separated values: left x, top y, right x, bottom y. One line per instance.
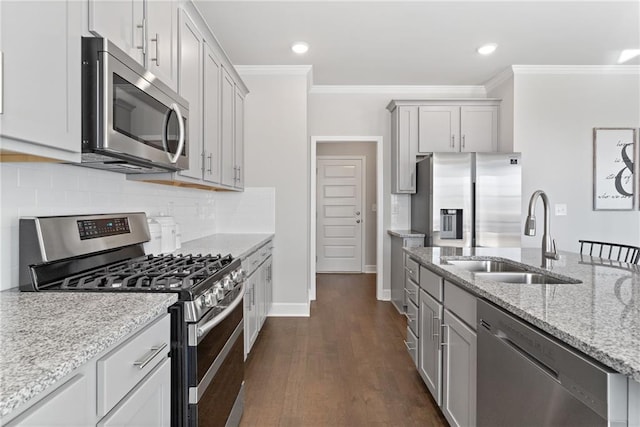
0, 291, 177, 418
387, 229, 425, 238
404, 246, 640, 382
175, 233, 274, 259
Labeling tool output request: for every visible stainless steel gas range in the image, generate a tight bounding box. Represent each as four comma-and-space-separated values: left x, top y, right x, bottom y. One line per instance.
19, 212, 245, 427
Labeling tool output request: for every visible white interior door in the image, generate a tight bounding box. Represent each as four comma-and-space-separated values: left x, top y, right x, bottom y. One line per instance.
316, 158, 364, 272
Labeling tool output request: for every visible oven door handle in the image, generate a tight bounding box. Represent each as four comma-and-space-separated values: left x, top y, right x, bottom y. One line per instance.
197, 282, 245, 339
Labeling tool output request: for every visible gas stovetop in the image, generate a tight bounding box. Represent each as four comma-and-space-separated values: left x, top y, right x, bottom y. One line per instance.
41, 253, 236, 297
19, 213, 243, 307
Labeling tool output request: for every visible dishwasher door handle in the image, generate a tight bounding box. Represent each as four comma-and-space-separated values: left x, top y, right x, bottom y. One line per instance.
495, 330, 560, 382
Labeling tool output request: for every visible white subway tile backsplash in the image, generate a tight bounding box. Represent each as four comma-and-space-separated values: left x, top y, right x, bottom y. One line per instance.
1, 162, 275, 290
18, 165, 53, 189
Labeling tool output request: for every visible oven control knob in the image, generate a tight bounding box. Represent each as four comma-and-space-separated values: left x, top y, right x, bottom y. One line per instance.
231, 269, 245, 283
215, 286, 226, 301
222, 275, 233, 291
204, 291, 216, 307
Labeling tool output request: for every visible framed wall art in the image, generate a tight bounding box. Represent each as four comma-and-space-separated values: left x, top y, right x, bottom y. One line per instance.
593, 128, 637, 210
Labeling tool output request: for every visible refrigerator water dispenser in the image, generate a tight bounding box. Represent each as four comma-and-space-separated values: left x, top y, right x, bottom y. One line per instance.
440, 209, 463, 239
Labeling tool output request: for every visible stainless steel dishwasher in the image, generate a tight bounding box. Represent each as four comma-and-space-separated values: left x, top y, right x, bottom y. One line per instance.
477, 299, 628, 426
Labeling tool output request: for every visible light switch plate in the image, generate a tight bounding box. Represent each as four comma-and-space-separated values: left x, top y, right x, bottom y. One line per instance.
555, 204, 567, 216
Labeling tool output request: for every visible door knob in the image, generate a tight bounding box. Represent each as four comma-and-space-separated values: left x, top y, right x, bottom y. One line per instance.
356, 220, 361, 224
355, 211, 361, 216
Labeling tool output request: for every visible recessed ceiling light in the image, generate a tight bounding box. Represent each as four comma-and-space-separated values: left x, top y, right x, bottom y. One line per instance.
291, 42, 309, 55
618, 49, 640, 64
477, 43, 498, 55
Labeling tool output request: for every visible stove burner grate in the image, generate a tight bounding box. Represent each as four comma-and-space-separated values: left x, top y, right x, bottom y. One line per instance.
54, 253, 233, 291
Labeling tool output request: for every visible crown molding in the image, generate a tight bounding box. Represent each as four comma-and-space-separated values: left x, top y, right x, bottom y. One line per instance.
308, 85, 487, 97
483, 67, 514, 92
511, 65, 640, 75
235, 65, 313, 75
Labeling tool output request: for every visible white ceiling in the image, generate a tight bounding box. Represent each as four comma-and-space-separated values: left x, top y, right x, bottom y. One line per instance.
193, 0, 640, 86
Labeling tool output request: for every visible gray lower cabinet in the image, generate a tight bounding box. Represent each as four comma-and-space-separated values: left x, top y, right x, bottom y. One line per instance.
412, 265, 477, 427
442, 309, 477, 427
243, 239, 274, 358
390, 234, 423, 313
98, 359, 171, 427
418, 289, 443, 405
4, 313, 171, 426
4, 374, 91, 426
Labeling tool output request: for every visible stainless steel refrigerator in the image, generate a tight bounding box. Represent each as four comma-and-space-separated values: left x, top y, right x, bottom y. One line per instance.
411, 152, 522, 247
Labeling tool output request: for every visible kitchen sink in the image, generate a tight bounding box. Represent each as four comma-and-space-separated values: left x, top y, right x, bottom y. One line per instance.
446, 259, 528, 273
473, 272, 580, 285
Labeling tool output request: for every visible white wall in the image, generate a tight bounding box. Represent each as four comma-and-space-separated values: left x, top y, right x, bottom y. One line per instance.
0, 162, 276, 291
239, 71, 310, 315
512, 71, 640, 251
317, 142, 377, 269
486, 74, 515, 152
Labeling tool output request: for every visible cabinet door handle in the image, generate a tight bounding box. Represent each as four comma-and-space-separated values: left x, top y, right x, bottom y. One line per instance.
151, 33, 159, 66
440, 324, 449, 347
403, 340, 415, 351
133, 343, 167, 369
136, 19, 147, 55
432, 315, 440, 340
207, 153, 213, 173
462, 134, 466, 150
451, 135, 455, 148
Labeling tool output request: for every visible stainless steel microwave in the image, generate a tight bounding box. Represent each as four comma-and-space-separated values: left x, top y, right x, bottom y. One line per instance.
81, 37, 189, 173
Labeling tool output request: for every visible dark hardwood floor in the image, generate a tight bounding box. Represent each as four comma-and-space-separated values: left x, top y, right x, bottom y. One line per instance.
240, 273, 447, 427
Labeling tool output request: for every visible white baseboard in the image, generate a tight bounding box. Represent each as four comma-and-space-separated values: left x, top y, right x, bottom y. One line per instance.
268, 303, 310, 317
380, 289, 391, 301
364, 265, 377, 274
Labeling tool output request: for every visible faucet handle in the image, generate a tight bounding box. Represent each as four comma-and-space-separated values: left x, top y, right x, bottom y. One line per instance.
547, 239, 560, 260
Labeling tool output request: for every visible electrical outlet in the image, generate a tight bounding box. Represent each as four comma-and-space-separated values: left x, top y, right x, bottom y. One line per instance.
555, 204, 567, 216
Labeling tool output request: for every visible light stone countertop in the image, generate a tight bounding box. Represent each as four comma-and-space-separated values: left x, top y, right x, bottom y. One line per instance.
404, 246, 640, 382
387, 229, 425, 238
0, 291, 177, 418
175, 233, 274, 260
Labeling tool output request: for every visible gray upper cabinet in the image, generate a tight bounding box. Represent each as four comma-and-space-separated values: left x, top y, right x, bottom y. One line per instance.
234, 88, 245, 189
177, 8, 204, 181
418, 103, 499, 153
88, 0, 177, 91
390, 105, 419, 193
203, 43, 222, 184
221, 67, 236, 187
388, 99, 500, 194
0, 0, 83, 162
88, 0, 145, 66
146, 1, 178, 90
127, 3, 249, 191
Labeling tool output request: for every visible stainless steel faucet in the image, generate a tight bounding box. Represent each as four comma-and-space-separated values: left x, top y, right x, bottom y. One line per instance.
524, 190, 559, 268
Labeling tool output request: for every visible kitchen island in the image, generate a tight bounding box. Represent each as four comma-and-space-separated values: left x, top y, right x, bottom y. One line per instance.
405, 246, 640, 381
404, 246, 640, 426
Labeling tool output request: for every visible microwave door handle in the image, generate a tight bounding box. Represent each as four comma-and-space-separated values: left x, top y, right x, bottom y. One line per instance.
162, 103, 185, 164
